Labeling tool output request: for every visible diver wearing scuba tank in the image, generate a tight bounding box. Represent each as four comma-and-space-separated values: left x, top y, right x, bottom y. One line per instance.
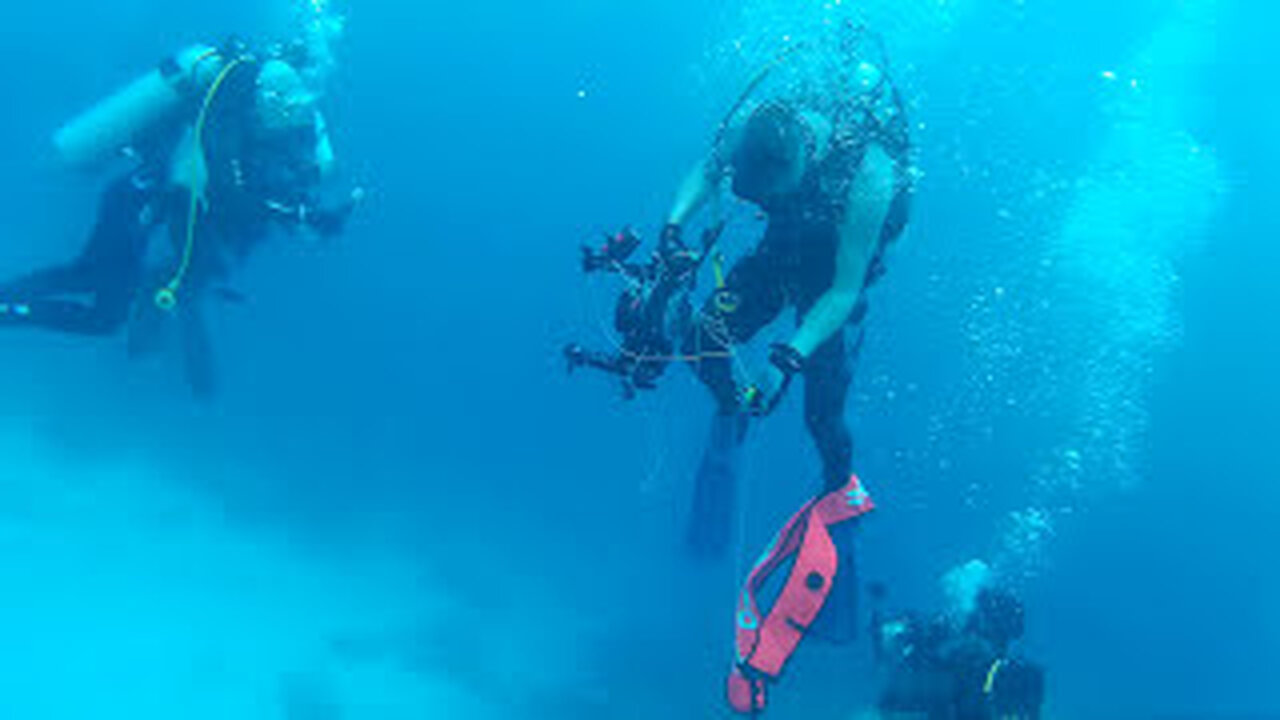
0, 34, 360, 398
871, 578, 1046, 720
671, 25, 912, 505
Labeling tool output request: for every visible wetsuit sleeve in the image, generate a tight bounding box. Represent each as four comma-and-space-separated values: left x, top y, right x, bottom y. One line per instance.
789, 143, 897, 358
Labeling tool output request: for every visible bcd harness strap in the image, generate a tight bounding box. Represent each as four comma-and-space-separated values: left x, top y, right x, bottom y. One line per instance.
727, 474, 875, 715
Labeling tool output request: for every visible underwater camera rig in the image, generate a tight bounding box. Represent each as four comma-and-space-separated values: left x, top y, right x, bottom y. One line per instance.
564, 222, 724, 399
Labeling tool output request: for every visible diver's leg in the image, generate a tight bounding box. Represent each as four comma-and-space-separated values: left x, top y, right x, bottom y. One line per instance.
804, 325, 862, 493
0, 174, 155, 336
0, 299, 130, 336
0, 259, 136, 335
0, 263, 96, 298
804, 326, 865, 641
0, 269, 141, 336
683, 249, 785, 559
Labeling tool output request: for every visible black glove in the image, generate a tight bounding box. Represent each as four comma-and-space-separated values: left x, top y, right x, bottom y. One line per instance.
659, 222, 685, 255
305, 205, 351, 238
743, 344, 805, 416
304, 188, 365, 238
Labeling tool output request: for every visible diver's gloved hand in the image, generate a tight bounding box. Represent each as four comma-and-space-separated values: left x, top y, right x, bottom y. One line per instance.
743, 343, 805, 416
659, 222, 685, 254
305, 187, 365, 238
743, 365, 787, 416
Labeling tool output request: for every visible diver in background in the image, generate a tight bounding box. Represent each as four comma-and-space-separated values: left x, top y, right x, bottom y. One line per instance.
0, 32, 360, 398
871, 580, 1046, 720
668, 26, 914, 560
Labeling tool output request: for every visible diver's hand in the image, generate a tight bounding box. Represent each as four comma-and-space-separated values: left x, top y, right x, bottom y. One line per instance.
743, 363, 789, 416
743, 344, 805, 416
659, 222, 684, 254
306, 187, 365, 238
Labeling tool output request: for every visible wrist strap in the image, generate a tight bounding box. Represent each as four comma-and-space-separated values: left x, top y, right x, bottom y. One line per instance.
769, 343, 805, 376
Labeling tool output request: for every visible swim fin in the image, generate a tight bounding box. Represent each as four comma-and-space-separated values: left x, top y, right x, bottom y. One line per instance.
180, 301, 217, 401
809, 518, 862, 644
127, 298, 170, 360
686, 412, 749, 561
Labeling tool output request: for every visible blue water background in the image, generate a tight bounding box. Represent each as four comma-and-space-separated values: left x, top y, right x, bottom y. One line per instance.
0, 0, 1274, 718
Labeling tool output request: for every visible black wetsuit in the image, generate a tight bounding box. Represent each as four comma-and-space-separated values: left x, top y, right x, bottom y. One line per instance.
877, 619, 1045, 720
685, 83, 912, 492
874, 586, 1043, 720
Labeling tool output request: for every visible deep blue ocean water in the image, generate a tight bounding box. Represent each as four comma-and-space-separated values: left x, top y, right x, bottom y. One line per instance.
0, 1, 1274, 718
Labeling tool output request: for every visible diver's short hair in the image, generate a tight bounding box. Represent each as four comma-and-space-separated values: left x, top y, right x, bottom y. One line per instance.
730, 101, 808, 204
738, 101, 806, 167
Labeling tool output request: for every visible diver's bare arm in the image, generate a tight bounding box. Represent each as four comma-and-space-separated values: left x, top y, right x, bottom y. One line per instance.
789, 145, 897, 358
667, 156, 726, 226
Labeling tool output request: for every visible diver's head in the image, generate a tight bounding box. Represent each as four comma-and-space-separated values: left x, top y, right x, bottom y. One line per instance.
730, 102, 811, 206
255, 60, 317, 134
971, 587, 1026, 651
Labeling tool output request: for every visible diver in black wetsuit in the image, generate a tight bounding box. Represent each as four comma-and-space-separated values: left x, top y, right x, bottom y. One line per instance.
667, 28, 913, 559
0, 40, 359, 398
872, 585, 1046, 720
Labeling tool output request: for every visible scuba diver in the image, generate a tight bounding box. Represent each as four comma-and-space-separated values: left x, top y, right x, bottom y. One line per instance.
869, 576, 1046, 720
669, 26, 914, 560
564, 25, 913, 557
0, 31, 360, 398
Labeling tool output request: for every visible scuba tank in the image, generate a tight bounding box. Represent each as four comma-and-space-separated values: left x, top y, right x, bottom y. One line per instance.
53, 44, 230, 169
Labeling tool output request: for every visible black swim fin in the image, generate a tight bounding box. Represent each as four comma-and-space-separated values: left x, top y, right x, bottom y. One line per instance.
810, 519, 862, 644
127, 299, 170, 360
686, 412, 749, 561
181, 303, 218, 401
